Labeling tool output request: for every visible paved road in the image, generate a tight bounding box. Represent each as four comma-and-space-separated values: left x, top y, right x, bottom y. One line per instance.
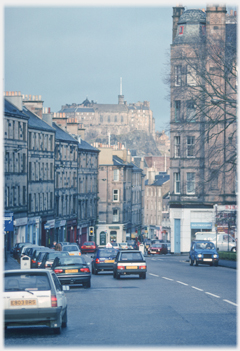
4, 253, 237, 347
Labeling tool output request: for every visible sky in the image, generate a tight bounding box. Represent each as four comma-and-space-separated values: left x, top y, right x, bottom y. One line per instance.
3, 1, 238, 133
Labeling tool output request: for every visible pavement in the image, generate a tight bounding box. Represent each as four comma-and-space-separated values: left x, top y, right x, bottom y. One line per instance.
4, 252, 237, 271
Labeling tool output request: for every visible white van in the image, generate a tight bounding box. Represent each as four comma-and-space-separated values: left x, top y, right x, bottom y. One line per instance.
195, 232, 236, 252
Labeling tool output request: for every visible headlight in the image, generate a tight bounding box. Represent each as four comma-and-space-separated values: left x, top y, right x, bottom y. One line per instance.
197, 254, 203, 258
213, 254, 218, 258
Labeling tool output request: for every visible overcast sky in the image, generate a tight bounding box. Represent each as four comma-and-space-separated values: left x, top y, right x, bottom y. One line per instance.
3, 1, 238, 132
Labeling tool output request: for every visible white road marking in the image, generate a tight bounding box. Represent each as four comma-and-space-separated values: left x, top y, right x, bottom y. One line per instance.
162, 277, 173, 281
192, 286, 204, 291
149, 273, 159, 277
177, 281, 188, 286
205, 292, 220, 298
223, 299, 237, 307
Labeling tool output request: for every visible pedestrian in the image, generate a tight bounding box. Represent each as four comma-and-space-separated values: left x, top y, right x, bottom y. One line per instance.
54, 243, 62, 251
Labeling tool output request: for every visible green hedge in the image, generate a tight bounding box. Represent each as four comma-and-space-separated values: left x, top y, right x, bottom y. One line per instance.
218, 251, 237, 261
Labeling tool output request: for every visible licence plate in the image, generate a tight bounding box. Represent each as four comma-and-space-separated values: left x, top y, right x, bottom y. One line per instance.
126, 266, 138, 269
86, 246, 90, 248
203, 258, 212, 262
11, 299, 36, 306
105, 260, 114, 263
65, 269, 78, 273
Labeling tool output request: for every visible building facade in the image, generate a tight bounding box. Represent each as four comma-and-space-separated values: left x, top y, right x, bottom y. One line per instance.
169, 6, 237, 253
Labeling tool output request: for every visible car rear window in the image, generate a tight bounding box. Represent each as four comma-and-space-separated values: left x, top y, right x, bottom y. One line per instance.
120, 252, 143, 261
57, 257, 86, 265
5, 273, 51, 292
83, 242, 94, 245
99, 249, 118, 257
63, 245, 79, 251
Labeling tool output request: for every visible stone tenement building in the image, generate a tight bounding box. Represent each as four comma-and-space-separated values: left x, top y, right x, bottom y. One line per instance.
169, 6, 237, 253
58, 93, 155, 141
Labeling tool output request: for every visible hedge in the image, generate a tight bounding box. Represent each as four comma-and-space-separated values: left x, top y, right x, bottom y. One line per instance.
218, 251, 237, 261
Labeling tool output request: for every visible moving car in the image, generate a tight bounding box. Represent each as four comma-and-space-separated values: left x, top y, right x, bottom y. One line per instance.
52, 256, 91, 288
31, 247, 52, 268
40, 251, 69, 269
189, 240, 219, 266
126, 240, 138, 250
113, 250, 147, 279
81, 241, 97, 254
91, 248, 118, 274
62, 244, 81, 256
119, 242, 129, 250
147, 243, 168, 255
4, 269, 67, 334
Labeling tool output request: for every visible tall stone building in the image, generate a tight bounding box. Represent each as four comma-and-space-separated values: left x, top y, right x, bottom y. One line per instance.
169, 6, 237, 253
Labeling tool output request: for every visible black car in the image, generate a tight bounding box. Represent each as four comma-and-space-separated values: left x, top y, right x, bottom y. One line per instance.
91, 248, 118, 274
12, 242, 31, 259
113, 250, 147, 279
126, 240, 138, 250
52, 256, 91, 288
31, 247, 52, 268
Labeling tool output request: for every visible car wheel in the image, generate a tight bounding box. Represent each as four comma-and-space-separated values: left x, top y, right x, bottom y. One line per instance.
84, 280, 91, 288
194, 259, 198, 266
53, 326, 61, 335
140, 272, 146, 279
94, 269, 98, 275
214, 262, 218, 266
62, 308, 67, 328
116, 273, 120, 279
91, 266, 95, 274
113, 271, 116, 279
190, 258, 194, 266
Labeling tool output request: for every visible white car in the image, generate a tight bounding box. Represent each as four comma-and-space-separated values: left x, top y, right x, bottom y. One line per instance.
62, 244, 81, 256
4, 269, 67, 334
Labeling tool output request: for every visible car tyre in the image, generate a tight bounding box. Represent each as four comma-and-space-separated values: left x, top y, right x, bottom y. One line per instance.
116, 273, 120, 279
190, 258, 194, 266
214, 261, 218, 266
84, 280, 91, 288
113, 271, 116, 279
140, 272, 146, 279
62, 308, 67, 328
94, 269, 98, 275
194, 259, 198, 266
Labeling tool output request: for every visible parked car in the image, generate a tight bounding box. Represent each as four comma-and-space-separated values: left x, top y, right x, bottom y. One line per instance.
119, 242, 129, 250
189, 240, 219, 266
31, 247, 52, 268
18, 244, 38, 262
4, 269, 67, 334
91, 248, 118, 275
52, 256, 91, 288
62, 244, 81, 256
147, 243, 168, 255
81, 241, 97, 254
113, 250, 147, 279
40, 251, 69, 269
12, 242, 31, 259
126, 240, 138, 250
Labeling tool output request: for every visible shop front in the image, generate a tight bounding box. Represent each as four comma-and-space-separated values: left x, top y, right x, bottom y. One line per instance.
13, 217, 28, 245
27, 217, 41, 245
43, 219, 55, 247
55, 220, 66, 243
66, 219, 77, 243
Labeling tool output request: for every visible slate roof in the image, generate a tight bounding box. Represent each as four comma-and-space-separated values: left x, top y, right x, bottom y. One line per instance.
145, 172, 170, 187
59, 107, 95, 113
4, 99, 29, 120
78, 139, 99, 153
52, 122, 78, 143
23, 106, 55, 133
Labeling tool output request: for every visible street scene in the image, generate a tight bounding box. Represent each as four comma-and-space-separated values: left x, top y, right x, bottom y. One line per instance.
4, 249, 237, 347
3, 3, 237, 349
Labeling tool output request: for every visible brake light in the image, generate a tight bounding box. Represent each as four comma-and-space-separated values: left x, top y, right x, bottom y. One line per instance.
139, 265, 146, 270
51, 295, 58, 307
54, 269, 63, 273
38, 262, 41, 266
32, 260, 36, 264
117, 265, 125, 270
95, 258, 100, 264
81, 246, 84, 249
80, 267, 90, 272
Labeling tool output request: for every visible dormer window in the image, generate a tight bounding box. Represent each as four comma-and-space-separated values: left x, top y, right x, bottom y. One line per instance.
179, 26, 184, 35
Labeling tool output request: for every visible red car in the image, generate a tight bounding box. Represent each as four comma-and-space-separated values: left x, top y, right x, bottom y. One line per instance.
147, 243, 168, 255
81, 241, 97, 254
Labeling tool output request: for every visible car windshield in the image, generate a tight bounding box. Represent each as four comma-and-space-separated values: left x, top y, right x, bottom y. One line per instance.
120, 252, 143, 261
99, 249, 118, 257
57, 257, 86, 266
63, 245, 79, 252
195, 242, 215, 250
5, 273, 50, 292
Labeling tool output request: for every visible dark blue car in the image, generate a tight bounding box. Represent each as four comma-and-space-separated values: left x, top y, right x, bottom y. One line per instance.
189, 240, 219, 266
91, 248, 118, 274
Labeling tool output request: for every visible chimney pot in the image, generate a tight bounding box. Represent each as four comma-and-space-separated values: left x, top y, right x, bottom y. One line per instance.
48, 107, 51, 113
